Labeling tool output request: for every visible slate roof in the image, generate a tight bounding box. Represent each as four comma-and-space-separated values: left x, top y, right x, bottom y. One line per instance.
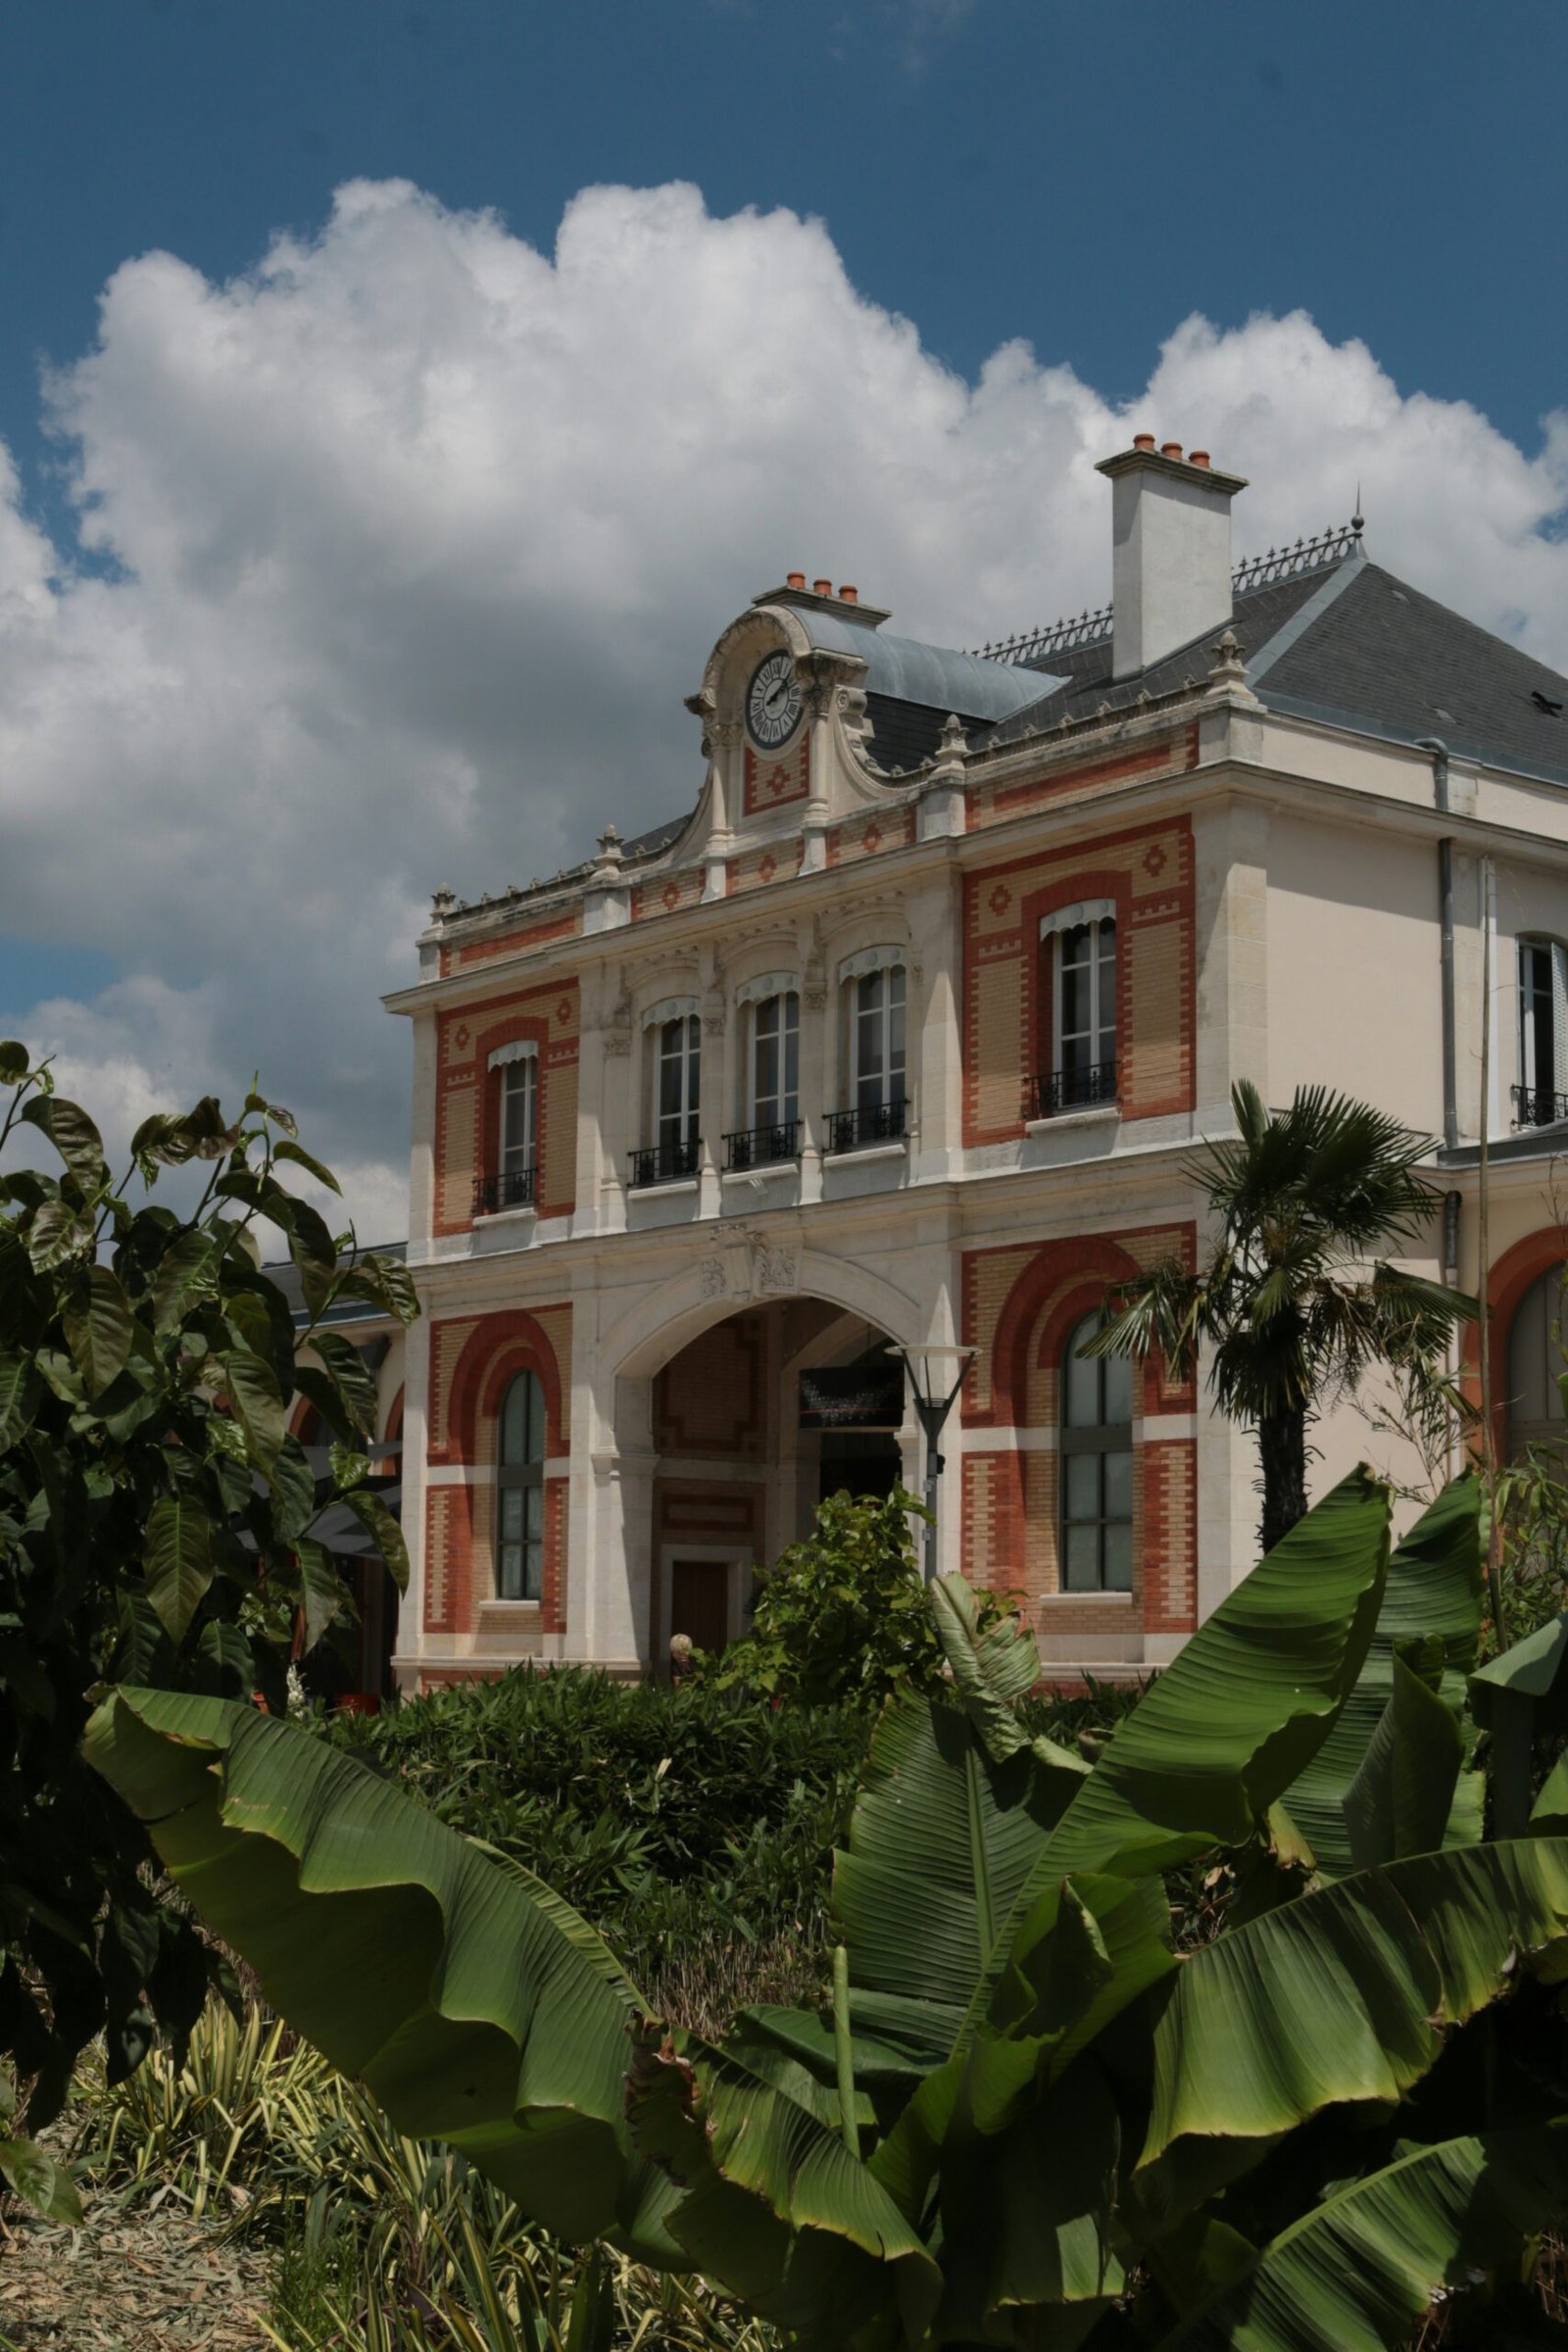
985, 552, 1568, 786
553, 538, 1568, 890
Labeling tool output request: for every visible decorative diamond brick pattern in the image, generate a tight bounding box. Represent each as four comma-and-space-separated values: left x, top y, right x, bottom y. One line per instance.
962, 816, 1195, 1145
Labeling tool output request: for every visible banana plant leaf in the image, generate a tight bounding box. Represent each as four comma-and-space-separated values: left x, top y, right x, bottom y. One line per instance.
829, 1686, 1077, 2018
1156, 2123, 1568, 2350
1285, 1474, 1483, 1879
1341, 1638, 1464, 1871
82, 1688, 683, 2258
625, 2022, 941, 2347
1471, 1611, 1568, 1840
1138, 1837, 1568, 2219
1023, 1466, 1392, 1885
937, 1467, 1391, 2052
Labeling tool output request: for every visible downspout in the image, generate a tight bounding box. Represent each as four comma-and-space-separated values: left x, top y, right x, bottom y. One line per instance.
1418, 737, 1465, 1482
1416, 736, 1458, 1152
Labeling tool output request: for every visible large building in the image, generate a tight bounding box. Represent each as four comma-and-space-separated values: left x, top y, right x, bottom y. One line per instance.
374, 436, 1568, 1690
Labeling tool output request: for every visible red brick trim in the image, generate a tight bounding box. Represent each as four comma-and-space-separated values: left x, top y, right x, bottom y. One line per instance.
966, 1225, 1195, 1430
441, 908, 580, 976
961, 817, 1195, 1146
967, 725, 1199, 831
743, 738, 809, 816
1460, 1225, 1568, 1462
437, 1308, 569, 1466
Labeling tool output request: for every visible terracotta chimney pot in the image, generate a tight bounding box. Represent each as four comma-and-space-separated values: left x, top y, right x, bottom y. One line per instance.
813, 577, 832, 596
786, 570, 806, 590
839, 584, 858, 604
1133, 432, 1156, 451
1189, 450, 1211, 468
1161, 441, 1183, 461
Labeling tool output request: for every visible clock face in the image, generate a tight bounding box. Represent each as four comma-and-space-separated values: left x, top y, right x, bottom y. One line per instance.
746, 650, 802, 751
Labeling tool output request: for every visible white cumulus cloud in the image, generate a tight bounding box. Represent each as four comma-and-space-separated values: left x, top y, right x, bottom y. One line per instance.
1, 177, 1564, 1231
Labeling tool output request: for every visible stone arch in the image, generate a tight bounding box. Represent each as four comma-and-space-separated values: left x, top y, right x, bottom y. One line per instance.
601, 1245, 924, 1397
1462, 1226, 1568, 1464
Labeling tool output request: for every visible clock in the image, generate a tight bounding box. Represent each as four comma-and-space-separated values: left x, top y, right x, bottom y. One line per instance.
746, 651, 802, 750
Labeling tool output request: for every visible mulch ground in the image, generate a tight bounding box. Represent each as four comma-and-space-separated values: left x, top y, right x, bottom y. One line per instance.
0, 2192, 272, 2352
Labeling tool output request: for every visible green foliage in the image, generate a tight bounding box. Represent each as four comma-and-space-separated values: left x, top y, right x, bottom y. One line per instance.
0, 1040, 415, 2200
1091, 1078, 1475, 1551
710, 1486, 971, 1707
327, 1666, 871, 2002
82, 1997, 776, 2351
89, 1464, 1568, 2348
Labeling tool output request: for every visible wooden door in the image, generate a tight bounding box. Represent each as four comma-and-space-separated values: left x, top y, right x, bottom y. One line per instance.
669, 1559, 731, 1655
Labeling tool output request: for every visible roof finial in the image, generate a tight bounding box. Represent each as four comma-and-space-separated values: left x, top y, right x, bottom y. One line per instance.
1352, 482, 1364, 535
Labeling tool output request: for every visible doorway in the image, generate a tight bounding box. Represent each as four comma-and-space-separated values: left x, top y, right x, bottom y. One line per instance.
669, 1557, 733, 1655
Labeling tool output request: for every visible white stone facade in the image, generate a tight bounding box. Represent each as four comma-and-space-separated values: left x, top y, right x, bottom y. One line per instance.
382, 444, 1568, 1689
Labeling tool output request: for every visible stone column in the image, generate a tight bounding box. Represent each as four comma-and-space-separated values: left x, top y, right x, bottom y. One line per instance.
391, 1305, 433, 1692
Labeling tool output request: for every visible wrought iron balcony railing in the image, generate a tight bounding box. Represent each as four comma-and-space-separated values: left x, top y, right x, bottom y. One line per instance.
1027, 1060, 1118, 1120
723, 1119, 801, 1172
1513, 1082, 1568, 1130
472, 1164, 537, 1216
628, 1138, 702, 1189
824, 1099, 908, 1155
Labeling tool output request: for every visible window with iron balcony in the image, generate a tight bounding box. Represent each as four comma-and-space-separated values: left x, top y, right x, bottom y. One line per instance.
725, 982, 801, 1170
1515, 937, 1568, 1129
1029, 903, 1118, 1121
826, 950, 907, 1153
630, 1004, 702, 1188
473, 1043, 538, 1216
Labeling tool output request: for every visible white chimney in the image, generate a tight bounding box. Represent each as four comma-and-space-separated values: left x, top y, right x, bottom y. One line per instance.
1096, 439, 1248, 681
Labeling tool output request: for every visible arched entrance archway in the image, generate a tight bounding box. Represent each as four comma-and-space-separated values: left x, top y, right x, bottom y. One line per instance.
586, 1250, 930, 1672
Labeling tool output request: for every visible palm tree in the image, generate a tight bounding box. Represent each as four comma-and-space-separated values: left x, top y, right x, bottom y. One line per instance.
1087, 1080, 1476, 1553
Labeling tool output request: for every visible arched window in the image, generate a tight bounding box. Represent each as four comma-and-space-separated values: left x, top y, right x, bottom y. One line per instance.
497, 1370, 546, 1599
1060, 1310, 1133, 1591
1037, 902, 1117, 1115
1506, 1267, 1568, 1463
1517, 938, 1567, 1127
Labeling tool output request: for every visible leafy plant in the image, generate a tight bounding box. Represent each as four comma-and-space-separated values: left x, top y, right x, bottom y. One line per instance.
1088, 1079, 1475, 1551
0, 1038, 415, 2210
327, 1666, 871, 2007
88, 1464, 1568, 2347
710, 1486, 997, 1707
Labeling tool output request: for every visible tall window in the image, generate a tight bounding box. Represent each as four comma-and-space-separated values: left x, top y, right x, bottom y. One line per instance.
751, 991, 800, 1130
1518, 938, 1567, 1126
1060, 1310, 1133, 1592
657, 1014, 702, 1156
854, 964, 906, 1117
1055, 915, 1117, 1101
1506, 1268, 1568, 1466
500, 1056, 536, 1184
497, 1370, 545, 1600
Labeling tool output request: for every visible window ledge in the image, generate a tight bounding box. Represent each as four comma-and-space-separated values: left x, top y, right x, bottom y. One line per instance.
1024, 1104, 1119, 1137
628, 1176, 700, 1198
1042, 1591, 1135, 1606
473, 1204, 538, 1227
826, 1140, 907, 1165
720, 1161, 799, 1185
479, 1599, 541, 1619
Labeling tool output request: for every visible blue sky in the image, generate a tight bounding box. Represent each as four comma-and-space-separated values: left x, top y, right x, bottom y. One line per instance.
1, 0, 1564, 1229
6, 0, 1566, 524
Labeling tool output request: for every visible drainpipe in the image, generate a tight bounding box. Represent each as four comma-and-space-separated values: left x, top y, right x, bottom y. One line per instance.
1416, 737, 1458, 1152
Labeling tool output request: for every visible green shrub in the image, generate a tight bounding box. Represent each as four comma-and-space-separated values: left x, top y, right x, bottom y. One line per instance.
327, 1668, 870, 2003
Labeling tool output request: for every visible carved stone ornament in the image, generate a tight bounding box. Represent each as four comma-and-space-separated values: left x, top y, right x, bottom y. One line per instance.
698, 1256, 727, 1300
756, 1242, 801, 1296
602, 986, 634, 1058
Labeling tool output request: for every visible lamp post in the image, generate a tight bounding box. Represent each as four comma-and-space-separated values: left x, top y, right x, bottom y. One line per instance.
893, 1344, 977, 1583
